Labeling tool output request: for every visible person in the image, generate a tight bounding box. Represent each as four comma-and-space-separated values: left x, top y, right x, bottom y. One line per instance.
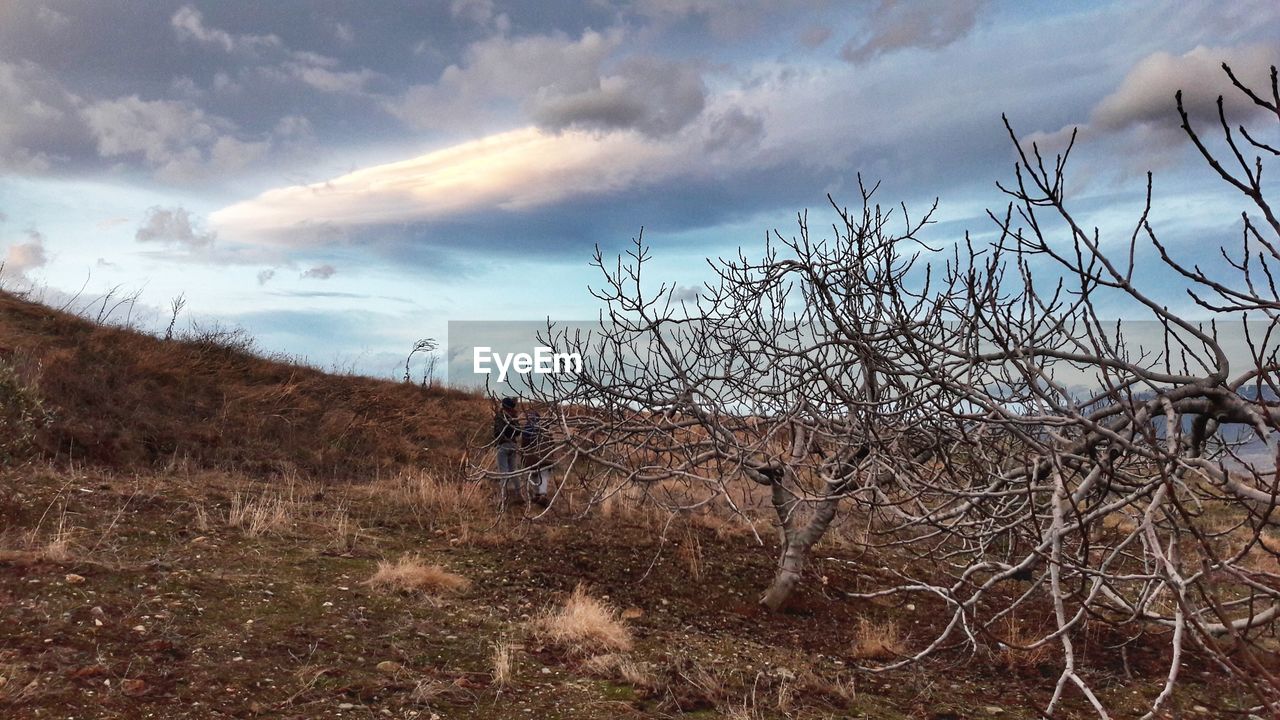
492, 397, 521, 503
520, 409, 552, 507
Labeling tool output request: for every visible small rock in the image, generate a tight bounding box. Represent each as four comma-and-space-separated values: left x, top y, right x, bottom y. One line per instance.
132, 625, 146, 634
540, 667, 551, 675
984, 707, 1004, 716
65, 574, 85, 585
93, 619, 103, 627
338, 702, 355, 710
90, 606, 105, 618
376, 661, 400, 674
121, 678, 148, 697
1193, 707, 1210, 715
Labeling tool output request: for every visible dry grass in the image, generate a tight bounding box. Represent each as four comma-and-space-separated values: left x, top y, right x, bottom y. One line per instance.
676, 530, 704, 581
992, 615, 1052, 674
410, 677, 467, 706
364, 471, 489, 522
530, 585, 633, 656
851, 616, 904, 661
367, 554, 470, 597
491, 639, 515, 688
0, 289, 487, 479
582, 653, 655, 689
320, 504, 364, 554
227, 493, 292, 537
0, 662, 38, 704
34, 515, 76, 563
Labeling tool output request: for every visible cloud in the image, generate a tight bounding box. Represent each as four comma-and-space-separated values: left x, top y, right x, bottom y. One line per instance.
212, 126, 679, 240
391, 29, 621, 132
171, 6, 283, 55
842, 0, 987, 64
0, 60, 90, 172
528, 55, 706, 137
278, 62, 380, 95
669, 284, 702, 302
300, 264, 337, 279
1022, 44, 1280, 171
173, 6, 380, 96
83, 95, 268, 181
3, 229, 49, 281
391, 28, 706, 137
257, 268, 276, 285
136, 207, 217, 250
799, 26, 832, 48
1092, 44, 1280, 132
629, 0, 828, 39
703, 107, 765, 153
331, 21, 355, 46
450, 0, 511, 32
35, 7, 71, 32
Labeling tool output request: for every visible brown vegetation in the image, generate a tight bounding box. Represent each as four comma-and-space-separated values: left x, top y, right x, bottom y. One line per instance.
530, 585, 633, 656
0, 290, 488, 478
367, 554, 470, 597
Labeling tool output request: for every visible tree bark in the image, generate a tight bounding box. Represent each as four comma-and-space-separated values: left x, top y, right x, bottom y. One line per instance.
761, 537, 808, 610
759, 486, 842, 610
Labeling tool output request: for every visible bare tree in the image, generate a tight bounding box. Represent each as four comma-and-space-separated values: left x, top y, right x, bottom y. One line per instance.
496, 63, 1280, 717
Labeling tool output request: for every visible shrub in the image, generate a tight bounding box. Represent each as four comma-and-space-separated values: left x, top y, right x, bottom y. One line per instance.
530, 585, 632, 655
367, 554, 470, 597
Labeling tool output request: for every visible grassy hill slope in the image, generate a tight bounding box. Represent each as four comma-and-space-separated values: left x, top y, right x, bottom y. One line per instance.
0, 291, 487, 478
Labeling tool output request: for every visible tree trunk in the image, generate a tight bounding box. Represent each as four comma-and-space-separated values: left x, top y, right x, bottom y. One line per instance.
759, 489, 842, 611
761, 536, 810, 610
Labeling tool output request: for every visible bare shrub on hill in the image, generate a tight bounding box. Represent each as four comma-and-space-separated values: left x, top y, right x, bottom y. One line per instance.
510, 63, 1280, 716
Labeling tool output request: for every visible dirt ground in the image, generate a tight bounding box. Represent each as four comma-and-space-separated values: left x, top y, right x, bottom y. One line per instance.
0, 465, 1247, 720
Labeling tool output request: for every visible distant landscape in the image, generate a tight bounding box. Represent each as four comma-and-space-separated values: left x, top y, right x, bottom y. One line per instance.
3, 3, 1280, 719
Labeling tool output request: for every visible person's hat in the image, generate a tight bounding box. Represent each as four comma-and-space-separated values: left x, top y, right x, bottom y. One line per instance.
501, 397, 516, 408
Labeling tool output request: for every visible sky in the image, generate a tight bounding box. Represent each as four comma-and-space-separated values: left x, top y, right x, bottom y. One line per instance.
1, 1, 1278, 379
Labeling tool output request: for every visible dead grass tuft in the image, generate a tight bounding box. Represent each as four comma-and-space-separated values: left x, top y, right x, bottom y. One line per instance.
367, 554, 470, 597
491, 639, 516, 688
530, 585, 633, 655
582, 653, 656, 689
227, 493, 292, 537
992, 615, 1053, 674
851, 616, 904, 661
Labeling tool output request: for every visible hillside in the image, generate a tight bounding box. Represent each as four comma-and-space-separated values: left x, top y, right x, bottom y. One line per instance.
0, 292, 1245, 719
0, 291, 488, 478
